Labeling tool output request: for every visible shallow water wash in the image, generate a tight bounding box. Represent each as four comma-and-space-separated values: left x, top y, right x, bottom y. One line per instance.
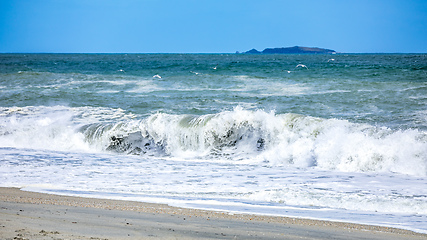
1, 53, 427, 233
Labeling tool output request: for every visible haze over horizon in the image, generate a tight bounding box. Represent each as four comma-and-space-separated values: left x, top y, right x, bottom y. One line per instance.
1, 0, 427, 53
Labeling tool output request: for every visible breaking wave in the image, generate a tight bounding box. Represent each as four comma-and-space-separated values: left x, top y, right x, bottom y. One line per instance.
80, 107, 427, 176
1, 106, 427, 176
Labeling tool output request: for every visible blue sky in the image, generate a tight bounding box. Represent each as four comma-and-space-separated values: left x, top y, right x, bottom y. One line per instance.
1, 0, 426, 53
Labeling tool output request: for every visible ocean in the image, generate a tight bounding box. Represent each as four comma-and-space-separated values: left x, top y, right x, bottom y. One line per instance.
1, 53, 427, 233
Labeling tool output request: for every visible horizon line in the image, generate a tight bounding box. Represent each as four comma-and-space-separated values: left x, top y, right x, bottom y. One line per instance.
1, 51, 426, 54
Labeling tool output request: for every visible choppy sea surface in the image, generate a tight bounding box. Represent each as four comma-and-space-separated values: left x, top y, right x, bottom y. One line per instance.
1, 53, 427, 233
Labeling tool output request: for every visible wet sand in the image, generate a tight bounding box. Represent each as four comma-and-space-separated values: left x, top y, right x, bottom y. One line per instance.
0, 187, 426, 239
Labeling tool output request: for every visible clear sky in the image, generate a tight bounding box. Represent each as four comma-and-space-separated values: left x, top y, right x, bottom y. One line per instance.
1, 0, 426, 53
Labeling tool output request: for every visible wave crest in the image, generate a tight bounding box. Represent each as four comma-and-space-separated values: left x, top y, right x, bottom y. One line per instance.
80, 107, 427, 176
1, 106, 426, 176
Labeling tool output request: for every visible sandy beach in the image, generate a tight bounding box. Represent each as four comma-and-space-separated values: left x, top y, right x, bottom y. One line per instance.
0, 187, 425, 239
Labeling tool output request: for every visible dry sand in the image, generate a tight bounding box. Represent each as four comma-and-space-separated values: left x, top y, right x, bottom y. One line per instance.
0, 187, 426, 240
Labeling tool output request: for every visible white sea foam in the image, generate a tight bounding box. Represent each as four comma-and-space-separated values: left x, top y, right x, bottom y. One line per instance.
0, 106, 134, 152
1, 105, 427, 233
140, 108, 425, 176
2, 106, 426, 176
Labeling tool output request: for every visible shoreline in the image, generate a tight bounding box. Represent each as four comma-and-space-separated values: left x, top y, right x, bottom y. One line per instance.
1, 187, 426, 239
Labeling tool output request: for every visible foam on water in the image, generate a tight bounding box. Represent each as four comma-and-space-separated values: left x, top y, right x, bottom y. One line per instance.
1, 53, 427, 233
1, 145, 426, 233
0, 106, 134, 151
79, 107, 426, 176
1, 105, 427, 233
1, 106, 426, 176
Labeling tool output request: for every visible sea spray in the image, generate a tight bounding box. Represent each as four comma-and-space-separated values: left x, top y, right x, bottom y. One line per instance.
74, 107, 427, 176
1, 106, 426, 176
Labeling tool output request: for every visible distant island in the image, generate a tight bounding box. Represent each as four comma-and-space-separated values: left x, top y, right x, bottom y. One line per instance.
242, 46, 336, 54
